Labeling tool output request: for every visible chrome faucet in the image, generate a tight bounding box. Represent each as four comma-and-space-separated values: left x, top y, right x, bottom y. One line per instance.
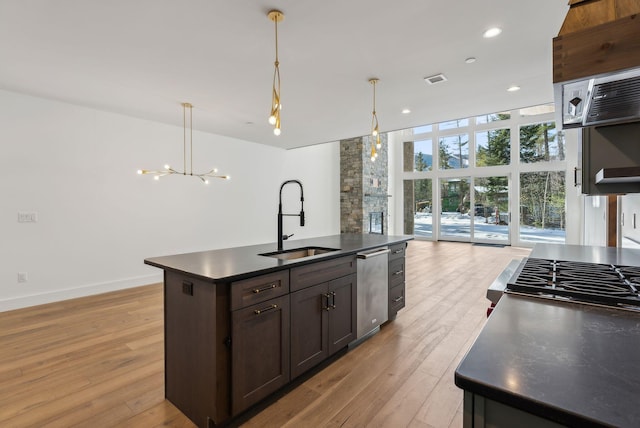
278, 180, 305, 251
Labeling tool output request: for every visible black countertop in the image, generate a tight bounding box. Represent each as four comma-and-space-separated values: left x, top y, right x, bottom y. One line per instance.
455, 294, 640, 427
144, 233, 413, 282
456, 244, 640, 427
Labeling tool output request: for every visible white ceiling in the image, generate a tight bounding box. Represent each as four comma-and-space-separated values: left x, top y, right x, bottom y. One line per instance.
0, 1, 568, 150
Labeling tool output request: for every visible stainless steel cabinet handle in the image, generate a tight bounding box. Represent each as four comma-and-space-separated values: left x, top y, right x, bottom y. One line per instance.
357, 248, 391, 259
393, 249, 403, 254
393, 296, 404, 303
254, 304, 277, 315
330, 291, 336, 309
252, 283, 277, 293
393, 270, 404, 276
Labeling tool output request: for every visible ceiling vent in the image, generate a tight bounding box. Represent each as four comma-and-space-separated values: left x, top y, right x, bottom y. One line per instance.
424, 74, 448, 85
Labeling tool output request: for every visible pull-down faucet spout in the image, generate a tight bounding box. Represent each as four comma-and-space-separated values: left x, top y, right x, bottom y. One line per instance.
278, 180, 305, 251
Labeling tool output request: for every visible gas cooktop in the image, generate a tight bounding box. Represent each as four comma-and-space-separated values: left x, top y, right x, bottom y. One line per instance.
507, 258, 640, 309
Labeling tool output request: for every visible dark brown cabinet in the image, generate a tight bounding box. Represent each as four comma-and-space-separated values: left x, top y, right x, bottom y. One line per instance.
156, 242, 409, 428
327, 274, 357, 353
290, 282, 328, 378
290, 256, 356, 379
230, 270, 290, 415
164, 271, 230, 428
580, 122, 640, 195
231, 294, 290, 415
388, 243, 407, 319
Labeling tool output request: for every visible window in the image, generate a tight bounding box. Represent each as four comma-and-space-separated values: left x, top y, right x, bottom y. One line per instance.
399, 103, 567, 246
413, 139, 433, 171
519, 171, 565, 243
519, 122, 565, 163
439, 119, 469, 130
439, 134, 469, 169
476, 128, 510, 167
404, 179, 433, 238
476, 112, 510, 124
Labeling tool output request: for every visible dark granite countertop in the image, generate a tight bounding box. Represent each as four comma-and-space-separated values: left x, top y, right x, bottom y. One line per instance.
144, 233, 413, 282
457, 237, 640, 428
456, 294, 640, 427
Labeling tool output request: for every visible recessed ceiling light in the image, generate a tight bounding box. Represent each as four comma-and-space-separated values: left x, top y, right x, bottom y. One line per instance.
507, 85, 521, 92
483, 27, 502, 38
402, 108, 411, 114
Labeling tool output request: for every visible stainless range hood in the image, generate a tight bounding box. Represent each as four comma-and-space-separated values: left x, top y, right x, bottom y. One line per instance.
553, 1, 640, 129
558, 68, 640, 129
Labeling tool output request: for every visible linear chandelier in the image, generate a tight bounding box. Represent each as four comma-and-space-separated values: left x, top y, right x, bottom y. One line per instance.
369, 78, 381, 162
137, 103, 230, 184
267, 9, 284, 136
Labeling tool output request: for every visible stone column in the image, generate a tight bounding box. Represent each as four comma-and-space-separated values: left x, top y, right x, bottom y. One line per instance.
340, 134, 389, 234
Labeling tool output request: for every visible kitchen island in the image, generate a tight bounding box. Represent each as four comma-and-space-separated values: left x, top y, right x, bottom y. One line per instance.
455, 244, 640, 427
145, 233, 412, 428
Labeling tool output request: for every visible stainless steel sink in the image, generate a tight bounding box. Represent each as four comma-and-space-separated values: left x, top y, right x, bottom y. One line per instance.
259, 246, 340, 260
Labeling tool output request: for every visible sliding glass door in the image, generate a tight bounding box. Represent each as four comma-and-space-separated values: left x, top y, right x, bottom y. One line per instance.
438, 176, 510, 244
473, 176, 510, 244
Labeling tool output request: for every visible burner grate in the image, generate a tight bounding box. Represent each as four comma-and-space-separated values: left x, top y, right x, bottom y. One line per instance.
507, 258, 640, 308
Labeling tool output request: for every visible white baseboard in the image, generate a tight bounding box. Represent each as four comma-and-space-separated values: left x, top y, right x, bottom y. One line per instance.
0, 273, 163, 312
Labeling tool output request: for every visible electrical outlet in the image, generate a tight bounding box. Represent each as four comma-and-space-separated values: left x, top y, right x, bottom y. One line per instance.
17, 272, 28, 283
18, 212, 38, 223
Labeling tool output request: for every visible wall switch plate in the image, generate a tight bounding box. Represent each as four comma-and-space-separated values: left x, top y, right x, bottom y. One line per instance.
18, 272, 28, 283
18, 212, 38, 223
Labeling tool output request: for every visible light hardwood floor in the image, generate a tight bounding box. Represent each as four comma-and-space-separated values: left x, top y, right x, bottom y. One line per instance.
0, 241, 529, 427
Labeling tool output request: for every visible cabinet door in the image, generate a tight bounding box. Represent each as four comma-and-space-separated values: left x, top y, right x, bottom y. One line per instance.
231, 294, 290, 415
290, 283, 329, 379
581, 122, 640, 195
328, 273, 357, 355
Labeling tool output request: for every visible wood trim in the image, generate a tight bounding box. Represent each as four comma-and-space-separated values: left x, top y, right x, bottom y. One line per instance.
559, 0, 640, 35
553, 14, 640, 83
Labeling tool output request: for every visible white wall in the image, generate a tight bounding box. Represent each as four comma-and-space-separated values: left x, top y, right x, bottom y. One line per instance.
0, 90, 339, 311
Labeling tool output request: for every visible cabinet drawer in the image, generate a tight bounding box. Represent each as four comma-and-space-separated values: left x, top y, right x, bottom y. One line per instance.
389, 258, 405, 288
290, 255, 356, 292
231, 270, 289, 310
389, 242, 407, 261
389, 283, 405, 313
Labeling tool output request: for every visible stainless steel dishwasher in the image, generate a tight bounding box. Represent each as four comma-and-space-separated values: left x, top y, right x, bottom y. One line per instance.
355, 247, 390, 340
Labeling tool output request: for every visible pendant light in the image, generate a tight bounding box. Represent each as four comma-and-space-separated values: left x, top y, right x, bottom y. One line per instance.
137, 103, 230, 184
369, 78, 381, 162
267, 9, 284, 136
